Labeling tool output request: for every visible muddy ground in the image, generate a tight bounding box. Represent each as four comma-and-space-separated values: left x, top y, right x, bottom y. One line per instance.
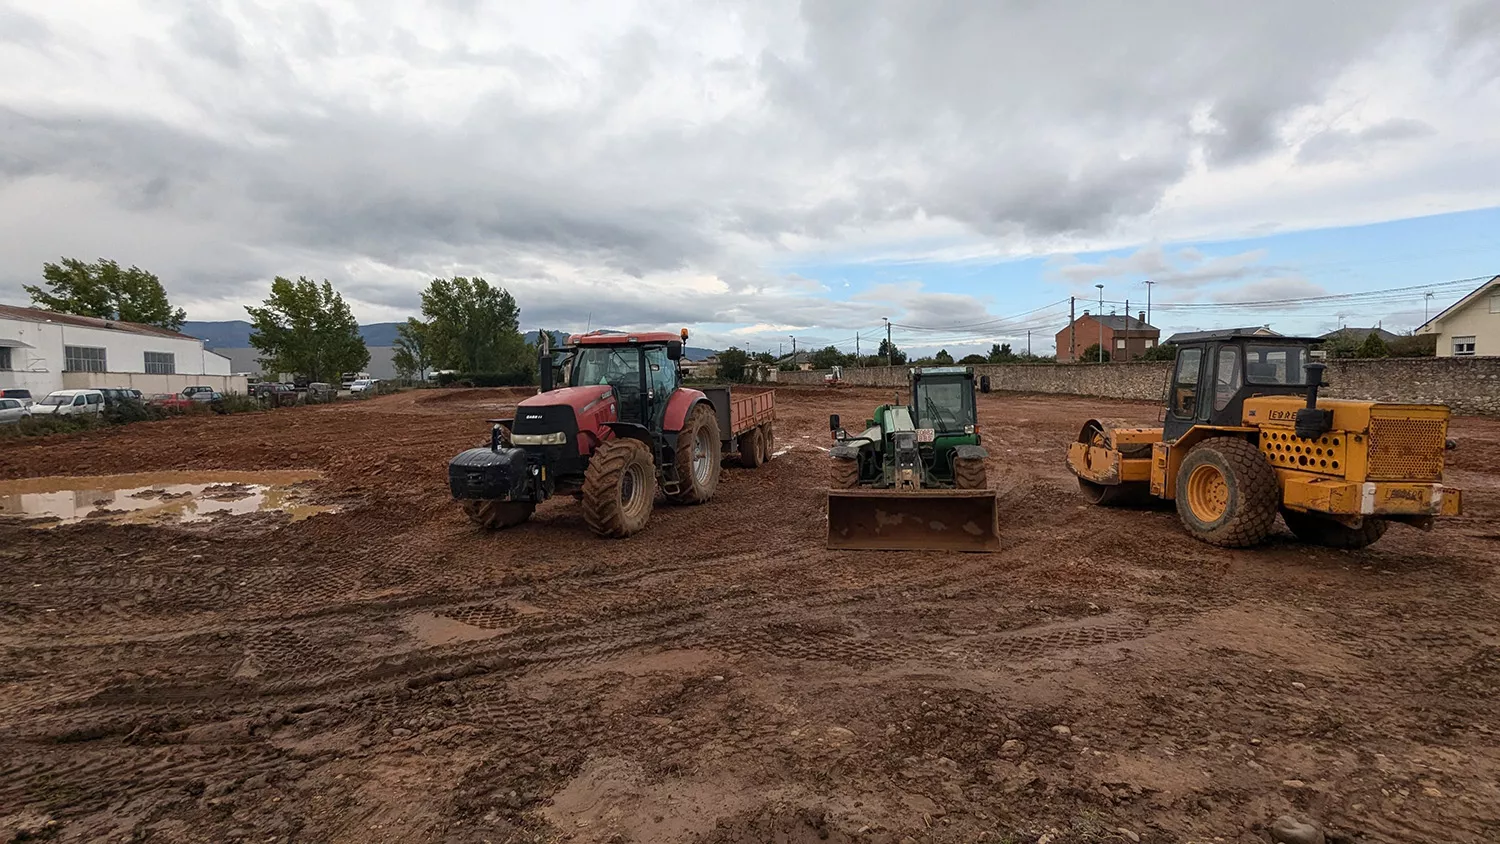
1, 387, 1497, 844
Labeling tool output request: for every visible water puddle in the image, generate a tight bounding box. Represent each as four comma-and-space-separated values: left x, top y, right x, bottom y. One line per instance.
0, 470, 335, 528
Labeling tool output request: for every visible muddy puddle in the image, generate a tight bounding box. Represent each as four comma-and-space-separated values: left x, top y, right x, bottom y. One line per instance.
0, 470, 335, 527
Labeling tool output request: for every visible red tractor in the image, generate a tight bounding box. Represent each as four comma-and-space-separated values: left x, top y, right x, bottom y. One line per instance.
447, 329, 775, 538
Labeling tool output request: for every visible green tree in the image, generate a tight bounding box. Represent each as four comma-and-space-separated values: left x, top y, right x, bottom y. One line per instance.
933, 349, 954, 365
26, 258, 186, 330
1081, 343, 1111, 363
987, 342, 1016, 363
958, 353, 988, 365
718, 347, 750, 382
1139, 342, 1178, 361
876, 338, 907, 366
1357, 331, 1390, 358
245, 277, 369, 382
810, 345, 849, 370
392, 318, 433, 380
420, 277, 528, 375
751, 351, 776, 365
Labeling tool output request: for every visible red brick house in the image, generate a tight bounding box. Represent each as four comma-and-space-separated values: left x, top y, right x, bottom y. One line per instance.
1055, 311, 1161, 362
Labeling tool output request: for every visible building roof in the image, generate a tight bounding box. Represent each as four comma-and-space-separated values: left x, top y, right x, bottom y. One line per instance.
1165, 326, 1280, 344
1074, 313, 1158, 332
1319, 326, 1400, 343
1417, 275, 1500, 333
0, 304, 195, 340
1165, 329, 1322, 344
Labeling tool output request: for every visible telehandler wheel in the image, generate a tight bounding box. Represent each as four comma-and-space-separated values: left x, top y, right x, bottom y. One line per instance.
1174, 437, 1279, 547
463, 499, 535, 530
1282, 510, 1389, 549
667, 404, 722, 504
830, 456, 860, 489
738, 427, 766, 468
954, 457, 988, 490
582, 438, 656, 537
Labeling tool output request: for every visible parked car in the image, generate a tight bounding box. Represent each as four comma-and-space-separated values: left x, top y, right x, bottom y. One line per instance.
149, 393, 194, 411
305, 382, 337, 404
182, 385, 217, 398
0, 388, 33, 408
250, 382, 299, 407
30, 389, 105, 417
349, 378, 379, 394
0, 397, 30, 424
99, 387, 144, 408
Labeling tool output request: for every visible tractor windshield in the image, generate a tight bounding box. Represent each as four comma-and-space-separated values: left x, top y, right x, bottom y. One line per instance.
570, 346, 642, 388
1245, 344, 1311, 386
913, 377, 974, 433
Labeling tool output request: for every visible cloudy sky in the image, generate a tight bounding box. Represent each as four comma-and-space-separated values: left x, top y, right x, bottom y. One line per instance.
2, 0, 1499, 356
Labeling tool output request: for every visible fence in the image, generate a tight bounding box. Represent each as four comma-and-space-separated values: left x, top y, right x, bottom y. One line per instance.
774, 357, 1500, 415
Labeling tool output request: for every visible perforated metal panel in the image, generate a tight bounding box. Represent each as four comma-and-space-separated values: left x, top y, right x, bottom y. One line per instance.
1367, 416, 1445, 481
1260, 429, 1346, 476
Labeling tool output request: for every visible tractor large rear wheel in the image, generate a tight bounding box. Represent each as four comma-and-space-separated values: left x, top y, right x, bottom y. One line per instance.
1282, 510, 1389, 549
463, 499, 535, 530
667, 404, 721, 504
1174, 437, 1279, 547
582, 438, 656, 538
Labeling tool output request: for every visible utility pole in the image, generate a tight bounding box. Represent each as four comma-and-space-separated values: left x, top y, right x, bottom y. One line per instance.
1124, 297, 1130, 360
1425, 291, 1434, 323
855, 332, 860, 365
883, 317, 893, 368
1096, 284, 1105, 363
1027, 330, 1031, 357
1068, 296, 1076, 363
1144, 279, 1155, 326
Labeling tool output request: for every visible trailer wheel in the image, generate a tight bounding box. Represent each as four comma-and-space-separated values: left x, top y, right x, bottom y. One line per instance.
462, 499, 535, 530
1174, 437, 1279, 547
830, 455, 860, 489
762, 423, 775, 456
666, 404, 721, 504
954, 457, 987, 490
738, 427, 766, 468
582, 438, 656, 537
1282, 510, 1388, 549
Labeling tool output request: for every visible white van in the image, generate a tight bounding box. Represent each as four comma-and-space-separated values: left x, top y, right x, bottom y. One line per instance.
31, 389, 105, 417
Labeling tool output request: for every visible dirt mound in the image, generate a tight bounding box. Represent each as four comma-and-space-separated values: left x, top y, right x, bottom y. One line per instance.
414, 386, 538, 405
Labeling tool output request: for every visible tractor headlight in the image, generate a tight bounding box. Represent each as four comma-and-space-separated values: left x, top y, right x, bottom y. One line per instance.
511, 431, 568, 446
964, 424, 975, 434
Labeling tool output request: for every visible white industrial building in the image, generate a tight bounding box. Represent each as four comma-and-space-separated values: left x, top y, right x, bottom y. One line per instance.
0, 304, 246, 397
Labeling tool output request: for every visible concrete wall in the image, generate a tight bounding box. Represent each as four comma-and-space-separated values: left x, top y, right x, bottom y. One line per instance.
779, 357, 1500, 415
1, 315, 232, 398
61, 372, 249, 396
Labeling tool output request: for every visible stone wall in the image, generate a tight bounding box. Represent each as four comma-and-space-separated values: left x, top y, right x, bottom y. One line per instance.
775, 357, 1500, 415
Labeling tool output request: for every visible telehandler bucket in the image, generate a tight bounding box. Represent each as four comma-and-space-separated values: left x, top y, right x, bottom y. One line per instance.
826, 488, 1001, 552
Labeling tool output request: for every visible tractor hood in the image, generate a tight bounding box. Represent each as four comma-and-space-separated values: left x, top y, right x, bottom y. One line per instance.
517, 385, 613, 414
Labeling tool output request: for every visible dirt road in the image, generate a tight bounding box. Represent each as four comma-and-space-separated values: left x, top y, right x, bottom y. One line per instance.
2, 387, 1497, 843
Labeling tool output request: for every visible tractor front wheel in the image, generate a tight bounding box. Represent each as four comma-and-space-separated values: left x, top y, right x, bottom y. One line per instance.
1282, 510, 1389, 549
954, 457, 988, 490
830, 455, 860, 488
582, 438, 656, 538
667, 404, 722, 504
463, 499, 535, 530
1174, 437, 1279, 547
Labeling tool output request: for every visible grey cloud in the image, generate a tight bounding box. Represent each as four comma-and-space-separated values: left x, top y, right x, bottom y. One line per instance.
1050, 245, 1277, 291
1298, 118, 1437, 164
170, 2, 244, 69
0, 3, 50, 46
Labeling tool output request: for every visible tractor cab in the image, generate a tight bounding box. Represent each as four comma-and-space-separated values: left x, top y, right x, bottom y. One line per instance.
910, 366, 979, 441
554, 331, 686, 425
1163, 333, 1322, 442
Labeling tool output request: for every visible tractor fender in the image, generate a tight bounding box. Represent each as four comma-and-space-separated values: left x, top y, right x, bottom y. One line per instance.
953, 444, 988, 461
662, 388, 712, 432
603, 421, 654, 448
830, 444, 861, 460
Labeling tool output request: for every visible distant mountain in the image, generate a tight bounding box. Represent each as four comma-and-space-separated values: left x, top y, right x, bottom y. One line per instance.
185, 321, 717, 358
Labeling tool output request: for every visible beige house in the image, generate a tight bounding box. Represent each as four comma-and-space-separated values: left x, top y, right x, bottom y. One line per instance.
1418, 275, 1500, 357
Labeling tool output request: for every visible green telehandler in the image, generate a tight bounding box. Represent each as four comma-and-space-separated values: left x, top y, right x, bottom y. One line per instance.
826, 366, 1000, 552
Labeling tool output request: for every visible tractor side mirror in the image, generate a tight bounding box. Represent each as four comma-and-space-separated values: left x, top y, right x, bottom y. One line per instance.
829, 413, 841, 431
667, 340, 683, 361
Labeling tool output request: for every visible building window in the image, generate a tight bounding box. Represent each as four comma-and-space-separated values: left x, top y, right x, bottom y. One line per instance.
144, 351, 176, 375
64, 346, 107, 372
0, 347, 10, 370
1489, 293, 1500, 313
1115, 338, 1126, 350
1452, 336, 1476, 356
1145, 339, 1155, 348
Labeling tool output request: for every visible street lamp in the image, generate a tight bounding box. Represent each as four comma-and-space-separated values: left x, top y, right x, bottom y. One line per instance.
883, 317, 892, 368
1095, 284, 1105, 363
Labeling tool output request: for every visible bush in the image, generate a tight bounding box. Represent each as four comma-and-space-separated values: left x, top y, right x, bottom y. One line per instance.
444, 371, 535, 387
103, 400, 168, 425
0, 414, 101, 439
216, 394, 266, 415
1139, 342, 1178, 361
1080, 344, 1111, 363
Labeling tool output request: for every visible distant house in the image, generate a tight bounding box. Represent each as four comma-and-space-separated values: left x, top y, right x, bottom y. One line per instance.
1166, 326, 1280, 345
1055, 311, 1161, 362
1417, 275, 1500, 357
777, 351, 814, 371
1320, 326, 1401, 345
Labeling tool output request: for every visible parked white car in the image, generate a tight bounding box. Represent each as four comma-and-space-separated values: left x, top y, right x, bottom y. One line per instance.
30, 389, 105, 417
349, 378, 379, 394
0, 397, 30, 424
